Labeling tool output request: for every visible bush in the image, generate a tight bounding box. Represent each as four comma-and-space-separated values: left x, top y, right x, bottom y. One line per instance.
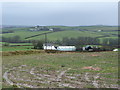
99, 46, 115, 51
32, 40, 44, 49
4, 42, 9, 46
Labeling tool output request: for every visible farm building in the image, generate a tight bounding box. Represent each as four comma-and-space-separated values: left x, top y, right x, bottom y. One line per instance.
43, 43, 56, 50
57, 46, 76, 51
43, 43, 76, 51
82, 45, 93, 51
113, 49, 118, 51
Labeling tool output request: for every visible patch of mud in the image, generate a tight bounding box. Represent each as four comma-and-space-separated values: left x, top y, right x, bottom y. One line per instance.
82, 66, 101, 71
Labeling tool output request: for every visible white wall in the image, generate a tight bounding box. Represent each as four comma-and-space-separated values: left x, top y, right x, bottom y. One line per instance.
43, 46, 56, 50
43, 45, 76, 51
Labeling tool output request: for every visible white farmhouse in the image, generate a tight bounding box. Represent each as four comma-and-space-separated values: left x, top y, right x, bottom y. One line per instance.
43, 43, 56, 50
43, 43, 76, 51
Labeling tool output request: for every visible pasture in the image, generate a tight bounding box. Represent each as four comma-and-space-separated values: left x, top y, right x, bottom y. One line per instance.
1, 26, 118, 52
1, 26, 119, 88
2, 26, 118, 41
1, 46, 33, 51
2, 51, 118, 88
0, 42, 33, 51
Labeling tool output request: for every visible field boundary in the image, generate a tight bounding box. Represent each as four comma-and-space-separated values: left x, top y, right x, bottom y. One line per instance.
1, 50, 45, 56
1, 50, 113, 56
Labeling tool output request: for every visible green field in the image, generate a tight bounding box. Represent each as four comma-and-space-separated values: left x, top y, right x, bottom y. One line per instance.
0, 42, 33, 51
2, 51, 118, 88
1, 46, 33, 51
2, 26, 118, 41
0, 42, 32, 45
1, 26, 118, 52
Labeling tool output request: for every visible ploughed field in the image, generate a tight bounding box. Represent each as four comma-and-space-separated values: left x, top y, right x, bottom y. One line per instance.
2, 51, 118, 88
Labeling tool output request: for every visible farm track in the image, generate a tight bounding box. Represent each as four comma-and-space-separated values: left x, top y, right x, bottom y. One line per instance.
3, 65, 118, 88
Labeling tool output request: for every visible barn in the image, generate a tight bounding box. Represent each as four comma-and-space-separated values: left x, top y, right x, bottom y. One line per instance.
57, 46, 76, 51
82, 45, 93, 51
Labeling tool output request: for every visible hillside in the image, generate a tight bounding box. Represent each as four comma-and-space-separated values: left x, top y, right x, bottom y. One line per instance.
1, 26, 118, 41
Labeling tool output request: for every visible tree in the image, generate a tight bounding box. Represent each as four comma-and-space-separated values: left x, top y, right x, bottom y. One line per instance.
32, 40, 43, 49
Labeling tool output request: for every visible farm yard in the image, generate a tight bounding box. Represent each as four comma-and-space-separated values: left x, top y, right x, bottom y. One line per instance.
2, 51, 118, 88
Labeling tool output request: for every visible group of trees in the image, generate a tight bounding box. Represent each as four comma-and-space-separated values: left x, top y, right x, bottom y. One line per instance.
31, 37, 118, 50
31, 40, 44, 49
1, 30, 14, 34
28, 37, 119, 50
1, 35, 119, 50
59, 37, 99, 46
54, 37, 119, 47
102, 38, 119, 47
2, 36, 21, 43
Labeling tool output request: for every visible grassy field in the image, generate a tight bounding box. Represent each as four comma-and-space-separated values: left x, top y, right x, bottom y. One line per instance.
2, 51, 118, 88
0, 42, 32, 45
2, 31, 50, 40
2, 26, 118, 41
1, 26, 118, 52
0, 42, 33, 51
1, 26, 118, 88
1, 46, 33, 51
26, 30, 103, 41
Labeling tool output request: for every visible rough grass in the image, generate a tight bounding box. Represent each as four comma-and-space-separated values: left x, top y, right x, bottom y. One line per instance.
2, 51, 118, 88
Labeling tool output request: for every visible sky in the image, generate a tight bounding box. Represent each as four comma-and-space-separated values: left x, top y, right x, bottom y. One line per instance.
1, 1, 118, 26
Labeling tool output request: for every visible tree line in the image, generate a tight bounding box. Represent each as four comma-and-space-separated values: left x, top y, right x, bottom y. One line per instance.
1, 36, 119, 49
54, 37, 119, 47
1, 30, 14, 34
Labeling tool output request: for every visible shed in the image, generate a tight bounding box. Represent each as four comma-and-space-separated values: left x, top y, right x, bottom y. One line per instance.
57, 46, 76, 51
113, 49, 118, 51
83, 45, 93, 51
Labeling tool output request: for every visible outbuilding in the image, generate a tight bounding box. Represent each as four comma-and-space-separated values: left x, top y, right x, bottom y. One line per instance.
83, 45, 93, 51
113, 49, 118, 51
43, 43, 76, 51
57, 46, 76, 51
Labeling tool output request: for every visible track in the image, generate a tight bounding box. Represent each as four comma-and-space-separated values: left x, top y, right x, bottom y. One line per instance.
3, 65, 118, 88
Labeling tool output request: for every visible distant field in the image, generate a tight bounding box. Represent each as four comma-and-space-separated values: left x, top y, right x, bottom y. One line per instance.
26, 30, 103, 41
2, 51, 118, 88
0, 42, 32, 45
1, 26, 118, 52
0, 42, 33, 51
1, 46, 33, 51
2, 30, 50, 40
2, 26, 118, 41
46, 26, 118, 31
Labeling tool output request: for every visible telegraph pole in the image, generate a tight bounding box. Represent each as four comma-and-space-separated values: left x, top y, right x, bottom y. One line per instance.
45, 33, 47, 50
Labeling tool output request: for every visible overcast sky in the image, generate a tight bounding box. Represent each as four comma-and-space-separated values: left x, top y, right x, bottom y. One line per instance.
1, 2, 118, 26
